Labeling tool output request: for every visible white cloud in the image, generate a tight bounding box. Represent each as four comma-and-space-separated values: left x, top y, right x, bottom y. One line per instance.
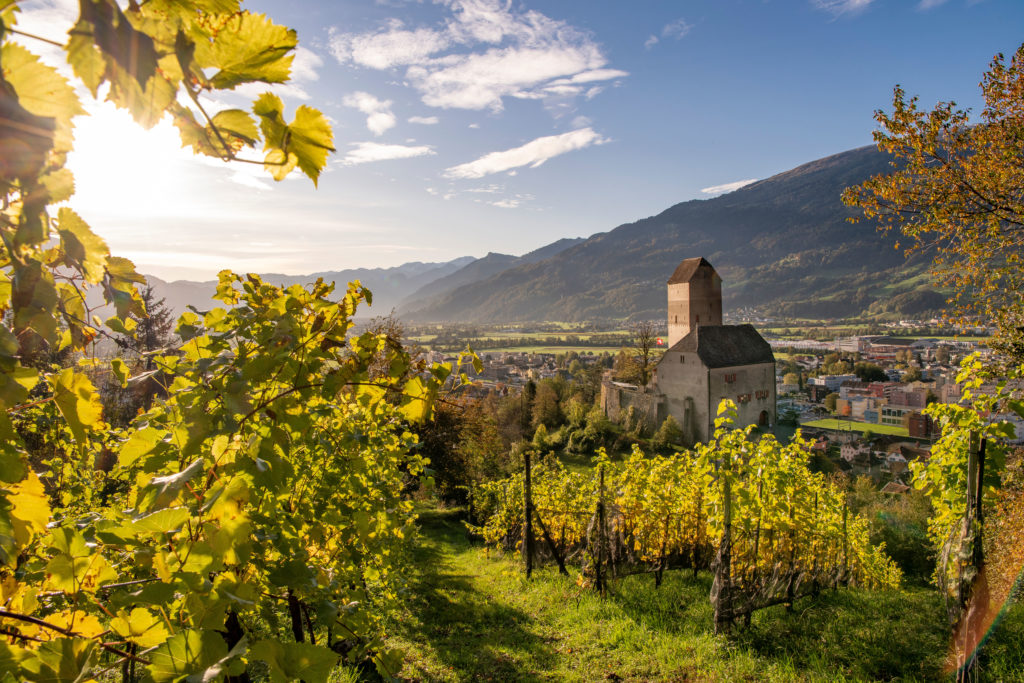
468, 123, 481, 129
340, 142, 435, 165
918, 0, 948, 8
290, 47, 324, 82
444, 127, 608, 179
409, 115, 440, 124
662, 19, 692, 40
328, 0, 627, 112
490, 198, 520, 208
811, 0, 873, 15
700, 178, 758, 195
343, 91, 397, 136
329, 20, 450, 69
646, 18, 691, 49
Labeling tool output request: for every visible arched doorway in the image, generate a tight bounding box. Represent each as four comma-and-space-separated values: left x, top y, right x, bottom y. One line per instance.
758, 410, 769, 427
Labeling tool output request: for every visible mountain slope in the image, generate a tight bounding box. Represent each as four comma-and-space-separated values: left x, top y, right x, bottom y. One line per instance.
146, 256, 476, 317
399, 237, 584, 311
404, 145, 937, 322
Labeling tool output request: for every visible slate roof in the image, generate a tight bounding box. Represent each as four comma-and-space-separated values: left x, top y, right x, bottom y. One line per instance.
667, 257, 716, 285
666, 324, 775, 368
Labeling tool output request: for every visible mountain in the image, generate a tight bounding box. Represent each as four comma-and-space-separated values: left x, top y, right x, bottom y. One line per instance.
145, 256, 476, 317
402, 145, 943, 322
399, 237, 584, 312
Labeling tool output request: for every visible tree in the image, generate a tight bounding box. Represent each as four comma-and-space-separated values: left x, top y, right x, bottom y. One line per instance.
904, 366, 923, 382
855, 362, 888, 383
825, 392, 840, 413
843, 44, 1024, 359
630, 320, 659, 385
783, 371, 801, 386
652, 414, 683, 450
0, 3, 453, 680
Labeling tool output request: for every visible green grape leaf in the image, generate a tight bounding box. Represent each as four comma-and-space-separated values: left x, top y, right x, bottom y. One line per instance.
57, 208, 109, 284
118, 425, 165, 467
210, 108, 259, 153
147, 629, 229, 683
288, 105, 334, 185
26, 637, 97, 683
0, 363, 39, 409
195, 12, 296, 89
50, 368, 103, 445
128, 506, 190, 535
252, 640, 338, 683
110, 357, 129, 388
142, 458, 205, 510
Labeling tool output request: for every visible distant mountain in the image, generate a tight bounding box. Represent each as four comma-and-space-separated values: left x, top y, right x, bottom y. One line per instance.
402, 145, 943, 322
399, 237, 584, 312
145, 256, 476, 317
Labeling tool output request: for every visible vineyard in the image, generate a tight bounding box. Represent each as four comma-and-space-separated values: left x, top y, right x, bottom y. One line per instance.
470, 403, 902, 633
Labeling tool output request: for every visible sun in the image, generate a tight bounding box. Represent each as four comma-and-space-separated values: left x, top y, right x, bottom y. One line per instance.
66, 102, 202, 224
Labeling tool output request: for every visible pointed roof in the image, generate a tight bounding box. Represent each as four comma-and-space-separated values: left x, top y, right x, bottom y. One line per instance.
664, 324, 774, 368
667, 257, 716, 285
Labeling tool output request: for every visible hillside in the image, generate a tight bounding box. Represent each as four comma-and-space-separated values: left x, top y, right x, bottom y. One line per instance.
398, 237, 584, 312
403, 145, 942, 322
143, 256, 476, 317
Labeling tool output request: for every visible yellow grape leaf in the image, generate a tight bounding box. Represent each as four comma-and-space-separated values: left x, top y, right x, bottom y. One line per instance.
7, 470, 50, 550
57, 208, 110, 284
50, 610, 105, 638
51, 368, 103, 445
110, 607, 170, 648
195, 12, 296, 89
2, 42, 84, 157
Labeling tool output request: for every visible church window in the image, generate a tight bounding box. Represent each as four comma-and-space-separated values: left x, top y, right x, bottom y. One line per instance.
679, 355, 685, 363
695, 315, 700, 323
724, 373, 736, 383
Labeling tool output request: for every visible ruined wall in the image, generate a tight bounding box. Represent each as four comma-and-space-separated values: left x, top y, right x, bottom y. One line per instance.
600, 381, 662, 433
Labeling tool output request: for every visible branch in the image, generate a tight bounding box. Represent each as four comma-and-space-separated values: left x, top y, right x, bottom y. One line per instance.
5, 27, 65, 48
0, 610, 151, 665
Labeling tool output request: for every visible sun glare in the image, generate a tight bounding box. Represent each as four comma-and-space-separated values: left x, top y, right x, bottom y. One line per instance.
67, 102, 199, 221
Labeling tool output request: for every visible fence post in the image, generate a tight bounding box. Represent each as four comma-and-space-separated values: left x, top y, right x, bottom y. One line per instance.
523, 449, 534, 578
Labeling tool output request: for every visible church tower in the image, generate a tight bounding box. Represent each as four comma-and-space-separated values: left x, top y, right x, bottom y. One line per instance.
666, 257, 722, 347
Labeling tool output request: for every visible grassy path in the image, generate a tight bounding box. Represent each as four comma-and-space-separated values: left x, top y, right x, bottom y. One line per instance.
380, 509, 1024, 682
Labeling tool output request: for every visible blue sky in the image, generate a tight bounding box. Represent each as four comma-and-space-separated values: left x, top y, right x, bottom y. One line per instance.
17, 0, 1024, 280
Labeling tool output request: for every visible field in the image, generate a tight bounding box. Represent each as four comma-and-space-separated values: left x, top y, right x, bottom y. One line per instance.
802, 418, 911, 436
382, 509, 1024, 682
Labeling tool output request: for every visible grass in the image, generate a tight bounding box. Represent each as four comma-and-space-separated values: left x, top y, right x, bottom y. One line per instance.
802, 418, 910, 437
382, 508, 1024, 682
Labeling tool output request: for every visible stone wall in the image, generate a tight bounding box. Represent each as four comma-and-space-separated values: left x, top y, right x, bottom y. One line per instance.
600, 381, 662, 434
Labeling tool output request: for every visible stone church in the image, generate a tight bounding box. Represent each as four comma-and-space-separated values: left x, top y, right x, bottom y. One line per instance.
601, 257, 776, 445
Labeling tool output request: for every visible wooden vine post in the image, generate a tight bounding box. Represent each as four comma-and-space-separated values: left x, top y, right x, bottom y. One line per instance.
712, 450, 734, 634
523, 448, 535, 578
955, 435, 988, 682
596, 464, 607, 595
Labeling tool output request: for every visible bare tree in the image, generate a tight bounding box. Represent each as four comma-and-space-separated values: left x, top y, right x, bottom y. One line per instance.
631, 320, 658, 385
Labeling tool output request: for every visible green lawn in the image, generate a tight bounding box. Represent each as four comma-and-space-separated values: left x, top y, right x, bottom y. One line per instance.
802, 418, 910, 437
378, 508, 1024, 682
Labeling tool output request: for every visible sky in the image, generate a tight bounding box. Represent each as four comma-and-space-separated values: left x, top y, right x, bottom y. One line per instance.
14, 0, 1024, 281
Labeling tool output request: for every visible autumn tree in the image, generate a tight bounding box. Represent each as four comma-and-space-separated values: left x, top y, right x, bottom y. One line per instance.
843, 44, 1024, 359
